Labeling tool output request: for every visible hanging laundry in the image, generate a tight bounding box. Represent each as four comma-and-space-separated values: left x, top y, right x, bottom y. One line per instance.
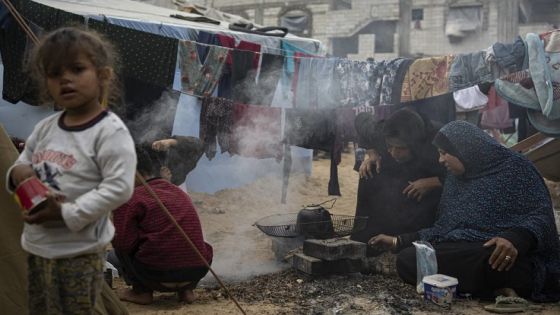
122, 77, 179, 143
229, 103, 282, 159
199, 97, 234, 159
282, 40, 316, 76
388, 58, 414, 106
400, 93, 456, 126
294, 57, 340, 108
480, 86, 512, 130
400, 56, 454, 102
284, 108, 342, 195
448, 51, 493, 91
335, 59, 373, 107
252, 53, 284, 106
366, 58, 384, 106
178, 40, 227, 97
89, 19, 177, 88
379, 58, 409, 105
1, 2, 84, 104
453, 85, 488, 112
196, 31, 221, 62
216, 34, 261, 101
216, 34, 261, 67
0, 19, 37, 104
534, 31, 560, 119
20, 0, 84, 31
229, 49, 259, 104
495, 32, 560, 122
492, 36, 526, 74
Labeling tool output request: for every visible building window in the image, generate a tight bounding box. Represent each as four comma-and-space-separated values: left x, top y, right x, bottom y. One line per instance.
412, 8, 424, 29
445, 5, 483, 43
412, 8, 424, 21
332, 0, 352, 10
278, 6, 313, 37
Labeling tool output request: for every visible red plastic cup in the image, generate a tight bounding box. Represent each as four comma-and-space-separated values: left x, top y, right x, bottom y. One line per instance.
14, 177, 49, 214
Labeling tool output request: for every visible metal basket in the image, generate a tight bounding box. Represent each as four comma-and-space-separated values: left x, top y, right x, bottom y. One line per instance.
254, 213, 368, 238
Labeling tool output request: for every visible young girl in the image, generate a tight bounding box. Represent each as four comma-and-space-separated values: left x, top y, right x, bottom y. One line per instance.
5, 27, 136, 313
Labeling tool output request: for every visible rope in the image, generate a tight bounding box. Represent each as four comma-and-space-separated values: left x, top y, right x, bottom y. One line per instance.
1, 0, 39, 44
135, 172, 246, 315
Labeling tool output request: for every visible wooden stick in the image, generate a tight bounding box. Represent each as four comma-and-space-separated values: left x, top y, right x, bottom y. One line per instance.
1, 0, 39, 44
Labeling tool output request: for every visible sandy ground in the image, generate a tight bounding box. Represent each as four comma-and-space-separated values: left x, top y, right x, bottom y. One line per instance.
115, 149, 560, 315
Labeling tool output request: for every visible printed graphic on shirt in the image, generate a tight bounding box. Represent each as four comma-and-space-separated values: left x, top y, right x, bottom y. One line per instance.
32, 150, 77, 191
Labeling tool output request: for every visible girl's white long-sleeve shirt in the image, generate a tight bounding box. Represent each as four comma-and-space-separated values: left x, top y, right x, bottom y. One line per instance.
5, 110, 136, 259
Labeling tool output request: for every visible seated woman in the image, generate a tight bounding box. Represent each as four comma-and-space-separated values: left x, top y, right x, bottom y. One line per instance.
351, 108, 445, 256
108, 145, 213, 305
371, 121, 560, 302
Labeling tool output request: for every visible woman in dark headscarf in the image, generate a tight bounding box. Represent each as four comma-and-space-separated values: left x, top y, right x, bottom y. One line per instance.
372, 121, 560, 302
351, 108, 445, 256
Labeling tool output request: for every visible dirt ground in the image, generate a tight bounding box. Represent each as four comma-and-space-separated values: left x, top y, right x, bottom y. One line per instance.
116, 149, 560, 315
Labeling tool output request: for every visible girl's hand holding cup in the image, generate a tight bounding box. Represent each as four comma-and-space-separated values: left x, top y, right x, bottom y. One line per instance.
23, 192, 63, 224
10, 165, 36, 187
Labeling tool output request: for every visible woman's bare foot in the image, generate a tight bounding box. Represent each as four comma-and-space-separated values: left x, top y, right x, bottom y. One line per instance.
495, 287, 519, 297
117, 288, 153, 305
178, 289, 197, 303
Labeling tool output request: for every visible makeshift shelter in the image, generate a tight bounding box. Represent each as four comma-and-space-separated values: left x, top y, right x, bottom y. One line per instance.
0, 0, 325, 193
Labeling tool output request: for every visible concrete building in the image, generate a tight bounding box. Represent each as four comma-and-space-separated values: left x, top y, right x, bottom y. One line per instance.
189, 0, 558, 60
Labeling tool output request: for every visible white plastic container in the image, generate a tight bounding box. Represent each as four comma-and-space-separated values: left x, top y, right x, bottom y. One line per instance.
422, 274, 458, 307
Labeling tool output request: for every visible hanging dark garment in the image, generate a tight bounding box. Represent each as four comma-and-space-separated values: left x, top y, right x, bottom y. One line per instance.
122, 77, 178, 144
20, 1, 84, 31
229, 103, 282, 159
196, 31, 221, 62
252, 53, 284, 106
1, 2, 84, 104
284, 108, 341, 195
0, 18, 34, 104
389, 58, 414, 106
88, 19, 177, 88
216, 34, 261, 101
199, 97, 234, 160
399, 93, 456, 126
230, 49, 259, 104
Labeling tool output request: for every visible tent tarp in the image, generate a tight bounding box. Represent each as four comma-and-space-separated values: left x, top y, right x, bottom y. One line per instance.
0, 124, 27, 314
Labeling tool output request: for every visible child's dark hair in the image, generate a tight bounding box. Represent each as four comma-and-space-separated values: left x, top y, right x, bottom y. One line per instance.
135, 144, 157, 178
28, 27, 120, 106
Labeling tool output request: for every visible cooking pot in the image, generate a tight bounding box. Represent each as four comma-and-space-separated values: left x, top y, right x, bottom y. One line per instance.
296, 204, 335, 239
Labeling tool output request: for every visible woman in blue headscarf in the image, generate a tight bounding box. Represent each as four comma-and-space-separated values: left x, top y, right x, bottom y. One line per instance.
370, 120, 560, 302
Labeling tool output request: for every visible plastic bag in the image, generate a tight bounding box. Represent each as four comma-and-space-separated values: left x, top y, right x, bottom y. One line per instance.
413, 241, 438, 294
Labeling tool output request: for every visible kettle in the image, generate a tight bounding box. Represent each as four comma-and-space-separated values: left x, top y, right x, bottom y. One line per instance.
296, 204, 335, 239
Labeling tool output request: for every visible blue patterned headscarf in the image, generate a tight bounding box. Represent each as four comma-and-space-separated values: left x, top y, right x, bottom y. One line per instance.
420, 120, 560, 301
